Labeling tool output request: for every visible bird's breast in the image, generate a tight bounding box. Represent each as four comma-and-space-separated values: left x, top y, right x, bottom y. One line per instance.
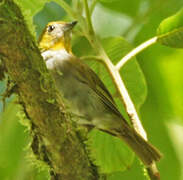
41, 49, 72, 70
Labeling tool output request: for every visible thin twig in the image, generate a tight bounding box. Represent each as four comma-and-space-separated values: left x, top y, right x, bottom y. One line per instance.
83, 0, 95, 35
147, 163, 160, 180
80, 55, 102, 62
90, 0, 98, 14
116, 37, 157, 70
101, 55, 148, 140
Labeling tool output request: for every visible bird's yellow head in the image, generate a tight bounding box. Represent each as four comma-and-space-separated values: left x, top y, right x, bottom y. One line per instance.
39, 21, 77, 53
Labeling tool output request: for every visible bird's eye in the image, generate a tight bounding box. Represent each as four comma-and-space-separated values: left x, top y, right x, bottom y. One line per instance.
47, 25, 55, 32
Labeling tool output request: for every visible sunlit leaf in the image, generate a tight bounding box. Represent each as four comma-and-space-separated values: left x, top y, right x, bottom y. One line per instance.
159, 50, 183, 119
0, 100, 49, 180
0, 102, 28, 179
92, 4, 132, 38
157, 8, 183, 48
86, 129, 134, 174
98, 0, 121, 2
97, 0, 142, 17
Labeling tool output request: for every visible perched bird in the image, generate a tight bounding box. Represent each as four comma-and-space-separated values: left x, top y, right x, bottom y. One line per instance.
39, 21, 162, 166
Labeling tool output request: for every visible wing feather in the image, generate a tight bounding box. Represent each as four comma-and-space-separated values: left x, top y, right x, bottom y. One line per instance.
70, 57, 122, 117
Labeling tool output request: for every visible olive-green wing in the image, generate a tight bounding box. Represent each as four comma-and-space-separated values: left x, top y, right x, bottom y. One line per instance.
71, 57, 122, 117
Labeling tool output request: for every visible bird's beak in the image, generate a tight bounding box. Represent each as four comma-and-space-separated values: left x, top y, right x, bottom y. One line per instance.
63, 21, 78, 32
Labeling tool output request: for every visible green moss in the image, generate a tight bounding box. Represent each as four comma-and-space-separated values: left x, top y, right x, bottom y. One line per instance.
46, 98, 55, 104
14, 0, 37, 39
17, 108, 31, 131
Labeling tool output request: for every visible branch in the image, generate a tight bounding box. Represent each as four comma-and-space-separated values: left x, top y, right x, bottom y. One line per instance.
111, 63, 148, 139
112, 36, 158, 138
115, 36, 159, 180
82, 1, 160, 179
90, 0, 98, 14
82, 0, 148, 140
83, 0, 95, 35
80, 55, 102, 62
116, 37, 157, 70
0, 0, 98, 179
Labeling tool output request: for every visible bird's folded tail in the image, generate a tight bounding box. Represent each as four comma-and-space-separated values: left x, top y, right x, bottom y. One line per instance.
118, 126, 162, 166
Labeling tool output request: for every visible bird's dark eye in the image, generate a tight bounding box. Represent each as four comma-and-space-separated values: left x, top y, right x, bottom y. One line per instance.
47, 25, 55, 32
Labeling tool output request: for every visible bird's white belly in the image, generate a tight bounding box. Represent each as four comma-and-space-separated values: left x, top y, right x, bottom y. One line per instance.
42, 49, 72, 70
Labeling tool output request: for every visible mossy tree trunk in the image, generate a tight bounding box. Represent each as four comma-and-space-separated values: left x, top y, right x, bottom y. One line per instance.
0, 0, 98, 179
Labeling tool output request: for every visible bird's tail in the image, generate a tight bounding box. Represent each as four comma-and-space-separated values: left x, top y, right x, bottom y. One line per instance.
118, 125, 162, 166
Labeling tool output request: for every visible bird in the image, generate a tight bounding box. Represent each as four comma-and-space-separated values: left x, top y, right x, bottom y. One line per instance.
38, 20, 162, 166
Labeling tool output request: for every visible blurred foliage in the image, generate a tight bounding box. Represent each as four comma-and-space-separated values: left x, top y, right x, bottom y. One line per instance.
1, 0, 183, 179
0, 100, 49, 180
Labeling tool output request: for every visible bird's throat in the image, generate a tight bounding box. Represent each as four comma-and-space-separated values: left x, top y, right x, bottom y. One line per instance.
39, 35, 72, 53
49, 40, 71, 53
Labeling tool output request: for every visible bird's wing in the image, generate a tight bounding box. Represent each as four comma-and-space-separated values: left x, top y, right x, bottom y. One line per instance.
70, 57, 122, 118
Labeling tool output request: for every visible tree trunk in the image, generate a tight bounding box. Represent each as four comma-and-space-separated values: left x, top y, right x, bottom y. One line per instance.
0, 0, 98, 179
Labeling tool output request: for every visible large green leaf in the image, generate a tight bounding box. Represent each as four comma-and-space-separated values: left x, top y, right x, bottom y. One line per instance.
86, 129, 133, 174
15, 0, 71, 18
98, 0, 121, 2
14, 0, 47, 36
92, 4, 132, 38
157, 8, 183, 48
159, 50, 183, 119
0, 101, 49, 180
97, 0, 142, 17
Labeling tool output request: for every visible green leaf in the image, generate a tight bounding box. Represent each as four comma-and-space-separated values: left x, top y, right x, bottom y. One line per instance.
15, 0, 71, 18
159, 50, 183, 120
157, 8, 183, 48
92, 4, 132, 38
0, 102, 28, 179
98, 0, 121, 2
97, 0, 142, 17
14, 0, 47, 36
15, 0, 46, 17
0, 100, 49, 179
86, 129, 134, 174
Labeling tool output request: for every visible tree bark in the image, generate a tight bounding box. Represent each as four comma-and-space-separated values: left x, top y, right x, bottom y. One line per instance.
0, 0, 98, 179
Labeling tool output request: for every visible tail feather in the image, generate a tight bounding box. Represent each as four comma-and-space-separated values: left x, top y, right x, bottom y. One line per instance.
118, 126, 162, 166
